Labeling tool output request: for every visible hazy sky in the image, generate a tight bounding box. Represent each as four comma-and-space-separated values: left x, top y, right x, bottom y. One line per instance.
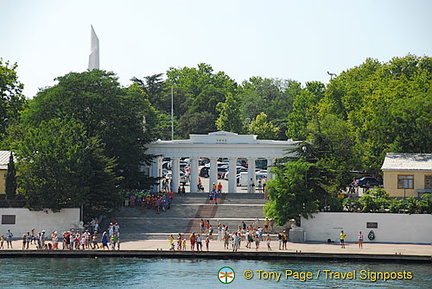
1, 0, 431, 98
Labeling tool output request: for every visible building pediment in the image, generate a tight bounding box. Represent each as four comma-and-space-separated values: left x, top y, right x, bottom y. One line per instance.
190, 131, 257, 144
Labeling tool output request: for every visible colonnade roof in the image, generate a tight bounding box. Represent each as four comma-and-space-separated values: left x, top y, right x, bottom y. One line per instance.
146, 131, 300, 159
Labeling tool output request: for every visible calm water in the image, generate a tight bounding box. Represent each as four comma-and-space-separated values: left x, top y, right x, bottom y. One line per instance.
0, 258, 430, 288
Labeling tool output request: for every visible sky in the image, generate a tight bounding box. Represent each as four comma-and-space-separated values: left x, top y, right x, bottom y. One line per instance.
1, 0, 431, 98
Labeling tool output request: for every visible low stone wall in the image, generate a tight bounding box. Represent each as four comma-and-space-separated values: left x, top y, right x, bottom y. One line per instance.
0, 208, 81, 238
300, 212, 432, 244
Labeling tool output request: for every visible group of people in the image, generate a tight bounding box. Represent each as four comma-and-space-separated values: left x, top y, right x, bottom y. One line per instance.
1, 219, 121, 251
0, 228, 57, 250
60, 222, 120, 251
167, 218, 280, 252
208, 182, 224, 204
122, 190, 174, 213
339, 230, 364, 249
0, 229, 14, 249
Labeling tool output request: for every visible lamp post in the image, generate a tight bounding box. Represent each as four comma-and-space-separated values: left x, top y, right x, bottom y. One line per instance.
327, 71, 337, 80
302, 146, 307, 188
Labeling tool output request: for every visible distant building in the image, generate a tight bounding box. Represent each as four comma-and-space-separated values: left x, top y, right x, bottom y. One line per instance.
381, 153, 432, 198
0, 150, 13, 195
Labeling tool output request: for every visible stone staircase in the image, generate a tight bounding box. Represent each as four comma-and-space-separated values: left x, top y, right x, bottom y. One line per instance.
101, 193, 287, 241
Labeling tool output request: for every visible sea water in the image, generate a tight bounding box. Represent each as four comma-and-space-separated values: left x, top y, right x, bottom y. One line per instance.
0, 258, 430, 288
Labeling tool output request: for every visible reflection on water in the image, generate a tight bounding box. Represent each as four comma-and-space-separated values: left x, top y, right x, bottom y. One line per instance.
0, 258, 431, 288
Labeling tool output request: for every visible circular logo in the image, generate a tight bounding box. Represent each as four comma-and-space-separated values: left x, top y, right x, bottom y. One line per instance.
218, 266, 235, 284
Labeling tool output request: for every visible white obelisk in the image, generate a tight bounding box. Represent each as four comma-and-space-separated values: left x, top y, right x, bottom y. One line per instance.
88, 25, 100, 70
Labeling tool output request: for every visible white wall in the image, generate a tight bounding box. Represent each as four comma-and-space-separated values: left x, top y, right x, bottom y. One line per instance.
301, 212, 432, 244
0, 208, 81, 238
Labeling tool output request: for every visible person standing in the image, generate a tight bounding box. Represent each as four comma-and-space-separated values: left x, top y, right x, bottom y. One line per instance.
205, 235, 210, 251
196, 234, 202, 251
213, 190, 218, 205
200, 219, 205, 234
101, 232, 109, 249
197, 178, 203, 192
22, 234, 27, 250
255, 235, 260, 251
264, 218, 270, 233
233, 232, 240, 252
25, 232, 31, 250
189, 232, 196, 251
248, 178, 255, 193
217, 182, 223, 194
208, 225, 214, 240
266, 234, 272, 251
6, 229, 13, 249
340, 230, 347, 249
282, 231, 288, 250
278, 232, 282, 250
168, 234, 174, 250
358, 231, 363, 249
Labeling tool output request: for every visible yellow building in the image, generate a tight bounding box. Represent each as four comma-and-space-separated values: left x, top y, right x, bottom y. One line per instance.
0, 150, 13, 195
381, 153, 432, 198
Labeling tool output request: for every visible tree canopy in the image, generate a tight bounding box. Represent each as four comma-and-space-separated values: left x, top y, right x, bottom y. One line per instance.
2, 54, 431, 222
0, 59, 27, 145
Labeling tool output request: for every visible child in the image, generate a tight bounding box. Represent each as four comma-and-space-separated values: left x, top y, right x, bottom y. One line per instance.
110, 233, 117, 250
0, 235, 4, 249
182, 239, 187, 251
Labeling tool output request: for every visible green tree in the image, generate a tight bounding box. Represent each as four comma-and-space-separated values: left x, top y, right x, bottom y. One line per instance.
166, 63, 238, 137
358, 188, 390, 212
131, 73, 168, 112
319, 55, 432, 173
15, 118, 121, 215
215, 93, 245, 133
286, 81, 325, 140
20, 70, 155, 189
248, 112, 279, 139
5, 152, 17, 200
0, 59, 27, 145
264, 159, 327, 225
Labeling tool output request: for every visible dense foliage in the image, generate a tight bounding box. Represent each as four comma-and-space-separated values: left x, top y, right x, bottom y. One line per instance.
343, 189, 432, 214
0, 54, 430, 220
0, 59, 27, 144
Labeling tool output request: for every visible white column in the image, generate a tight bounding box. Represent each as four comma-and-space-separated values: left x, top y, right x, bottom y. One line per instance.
172, 157, 180, 193
266, 158, 274, 180
228, 158, 237, 193
248, 157, 256, 193
153, 156, 163, 192
209, 157, 218, 192
190, 157, 199, 193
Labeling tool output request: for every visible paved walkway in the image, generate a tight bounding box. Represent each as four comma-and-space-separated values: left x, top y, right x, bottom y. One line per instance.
3, 238, 431, 257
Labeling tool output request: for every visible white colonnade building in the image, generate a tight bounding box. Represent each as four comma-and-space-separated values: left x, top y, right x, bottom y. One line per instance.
145, 131, 300, 193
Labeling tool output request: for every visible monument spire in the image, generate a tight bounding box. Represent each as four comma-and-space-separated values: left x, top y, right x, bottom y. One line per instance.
88, 25, 100, 70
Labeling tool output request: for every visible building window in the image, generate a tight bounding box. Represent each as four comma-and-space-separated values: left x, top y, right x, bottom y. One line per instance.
1, 215, 16, 225
398, 175, 413, 189
425, 175, 432, 189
